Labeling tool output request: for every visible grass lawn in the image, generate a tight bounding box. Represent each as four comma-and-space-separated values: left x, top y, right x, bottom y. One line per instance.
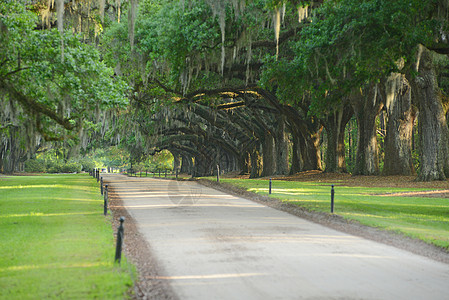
211, 178, 449, 250
0, 174, 135, 299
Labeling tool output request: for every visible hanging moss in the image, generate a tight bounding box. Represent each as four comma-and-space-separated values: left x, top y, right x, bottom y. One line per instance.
128, 0, 138, 49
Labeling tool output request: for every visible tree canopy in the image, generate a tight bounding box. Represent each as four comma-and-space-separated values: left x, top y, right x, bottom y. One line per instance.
2, 0, 449, 181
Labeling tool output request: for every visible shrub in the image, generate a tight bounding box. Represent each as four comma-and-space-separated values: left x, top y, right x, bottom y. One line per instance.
46, 160, 82, 173
78, 157, 96, 172
61, 161, 82, 173
24, 159, 46, 173
46, 160, 64, 173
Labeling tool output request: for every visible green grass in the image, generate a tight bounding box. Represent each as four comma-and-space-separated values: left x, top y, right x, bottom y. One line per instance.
0, 174, 135, 299
210, 178, 449, 250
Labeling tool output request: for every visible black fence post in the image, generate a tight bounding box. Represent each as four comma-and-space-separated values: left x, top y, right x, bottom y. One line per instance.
176, 169, 179, 179
115, 217, 125, 264
217, 164, 220, 182
92, 168, 96, 178
269, 178, 272, 194
100, 177, 104, 195
104, 184, 109, 216
331, 185, 335, 213
96, 169, 100, 182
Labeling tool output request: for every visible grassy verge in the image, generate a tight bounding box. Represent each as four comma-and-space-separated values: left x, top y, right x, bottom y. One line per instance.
209, 178, 449, 250
0, 174, 134, 299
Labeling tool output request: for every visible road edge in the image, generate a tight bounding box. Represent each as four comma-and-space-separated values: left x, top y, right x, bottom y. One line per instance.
107, 180, 179, 300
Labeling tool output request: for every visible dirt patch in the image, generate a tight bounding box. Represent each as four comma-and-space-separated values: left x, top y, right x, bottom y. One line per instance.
108, 186, 178, 300
375, 190, 449, 198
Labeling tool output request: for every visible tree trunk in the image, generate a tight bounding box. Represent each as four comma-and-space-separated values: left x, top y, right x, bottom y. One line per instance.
3, 149, 16, 174
351, 84, 384, 175
239, 152, 250, 175
275, 115, 289, 175
323, 104, 353, 173
261, 133, 276, 177
289, 132, 303, 175
250, 148, 262, 178
194, 146, 215, 177
383, 73, 417, 175
171, 151, 181, 171
409, 46, 449, 181
285, 107, 322, 172
300, 127, 323, 171
1, 126, 24, 174
180, 155, 193, 174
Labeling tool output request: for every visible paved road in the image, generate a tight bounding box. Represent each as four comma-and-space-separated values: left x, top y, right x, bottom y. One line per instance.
103, 174, 449, 300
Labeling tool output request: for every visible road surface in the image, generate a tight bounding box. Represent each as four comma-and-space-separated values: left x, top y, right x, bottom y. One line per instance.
103, 174, 449, 300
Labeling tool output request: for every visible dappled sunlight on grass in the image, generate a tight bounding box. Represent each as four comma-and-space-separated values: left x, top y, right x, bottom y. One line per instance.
1, 211, 99, 218
0, 184, 91, 190
1, 261, 111, 272
339, 212, 398, 220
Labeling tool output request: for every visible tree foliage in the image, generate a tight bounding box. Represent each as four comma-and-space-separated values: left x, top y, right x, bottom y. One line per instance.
3, 0, 449, 181
0, 1, 128, 173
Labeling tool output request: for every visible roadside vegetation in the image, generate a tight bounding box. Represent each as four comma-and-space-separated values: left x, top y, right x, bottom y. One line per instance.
0, 174, 134, 299
212, 177, 449, 250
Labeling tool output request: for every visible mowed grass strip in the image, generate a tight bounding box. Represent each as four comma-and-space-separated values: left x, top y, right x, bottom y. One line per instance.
0, 174, 134, 299
215, 178, 449, 249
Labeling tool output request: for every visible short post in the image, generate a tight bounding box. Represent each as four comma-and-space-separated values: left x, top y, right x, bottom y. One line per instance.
104, 184, 109, 216
146, 170, 148, 177
216, 164, 220, 183
115, 216, 125, 264
97, 169, 100, 182
176, 169, 179, 179
140, 171, 142, 177
269, 178, 272, 194
92, 168, 96, 178
331, 185, 335, 213
159, 170, 161, 177
153, 171, 155, 177
100, 177, 104, 195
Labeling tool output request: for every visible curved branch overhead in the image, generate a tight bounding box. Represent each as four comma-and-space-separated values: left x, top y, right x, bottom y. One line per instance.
4, 0, 449, 181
